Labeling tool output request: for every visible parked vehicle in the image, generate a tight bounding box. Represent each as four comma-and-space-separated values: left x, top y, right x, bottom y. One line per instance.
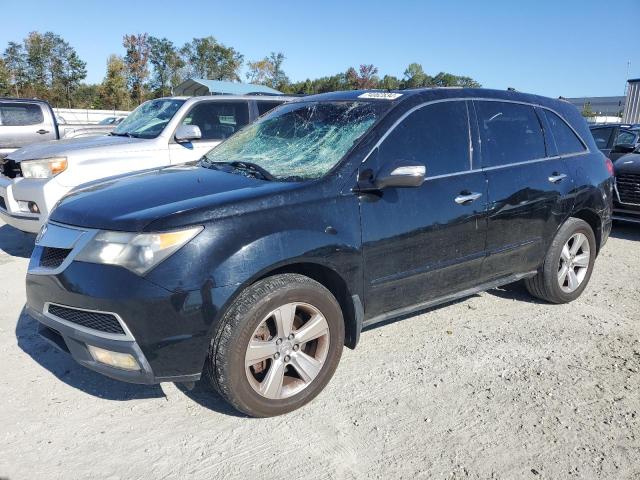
589, 123, 640, 160
1, 98, 60, 159
98, 116, 126, 125
26, 88, 613, 417
0, 95, 292, 232
610, 151, 640, 223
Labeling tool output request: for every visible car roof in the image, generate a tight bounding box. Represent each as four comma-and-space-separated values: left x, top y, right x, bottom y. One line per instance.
0, 97, 51, 105
164, 95, 297, 101
590, 123, 640, 129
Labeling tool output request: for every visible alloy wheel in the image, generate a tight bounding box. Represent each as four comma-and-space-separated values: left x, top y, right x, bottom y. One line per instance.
244, 302, 330, 400
557, 232, 591, 293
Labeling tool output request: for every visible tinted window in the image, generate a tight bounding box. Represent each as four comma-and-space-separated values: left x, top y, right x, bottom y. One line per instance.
543, 110, 586, 155
0, 103, 44, 126
590, 127, 613, 149
616, 130, 637, 145
378, 101, 471, 177
182, 102, 250, 140
256, 101, 283, 116
476, 101, 545, 167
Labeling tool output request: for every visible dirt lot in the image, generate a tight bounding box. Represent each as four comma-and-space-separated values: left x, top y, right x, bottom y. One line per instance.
0, 219, 638, 480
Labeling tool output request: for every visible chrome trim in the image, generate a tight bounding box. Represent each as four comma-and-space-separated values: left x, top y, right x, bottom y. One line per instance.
360, 97, 590, 176
454, 192, 482, 205
614, 180, 640, 206
28, 221, 99, 276
43, 302, 135, 341
548, 173, 568, 184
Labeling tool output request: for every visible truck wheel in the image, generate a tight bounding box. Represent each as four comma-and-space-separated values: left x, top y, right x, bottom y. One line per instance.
205, 273, 344, 417
525, 218, 596, 304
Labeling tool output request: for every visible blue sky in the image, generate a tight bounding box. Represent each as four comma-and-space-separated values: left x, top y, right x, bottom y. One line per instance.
2, 0, 638, 98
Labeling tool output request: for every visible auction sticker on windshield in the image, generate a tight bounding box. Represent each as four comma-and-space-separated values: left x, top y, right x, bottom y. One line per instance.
357, 92, 403, 100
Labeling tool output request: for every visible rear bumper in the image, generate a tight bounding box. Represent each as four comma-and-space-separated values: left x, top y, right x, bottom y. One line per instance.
0, 175, 70, 233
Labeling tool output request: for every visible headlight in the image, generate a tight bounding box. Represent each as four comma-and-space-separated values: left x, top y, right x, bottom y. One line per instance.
21, 157, 68, 178
75, 226, 203, 275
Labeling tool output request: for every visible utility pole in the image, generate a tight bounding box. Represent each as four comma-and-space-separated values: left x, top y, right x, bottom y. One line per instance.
624, 60, 631, 96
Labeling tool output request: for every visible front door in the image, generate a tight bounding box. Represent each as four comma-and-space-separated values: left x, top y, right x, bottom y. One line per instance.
359, 100, 488, 319
169, 101, 252, 164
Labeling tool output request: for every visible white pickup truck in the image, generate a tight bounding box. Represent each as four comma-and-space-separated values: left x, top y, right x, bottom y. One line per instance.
0, 95, 291, 232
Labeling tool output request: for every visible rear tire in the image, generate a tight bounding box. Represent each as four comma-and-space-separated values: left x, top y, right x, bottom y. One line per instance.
525, 218, 596, 304
205, 273, 344, 417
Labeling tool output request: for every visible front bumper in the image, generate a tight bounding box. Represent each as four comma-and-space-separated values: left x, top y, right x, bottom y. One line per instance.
0, 175, 70, 233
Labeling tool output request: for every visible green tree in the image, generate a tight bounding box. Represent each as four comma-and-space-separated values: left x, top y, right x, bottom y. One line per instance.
99, 55, 130, 110
180, 36, 243, 81
246, 52, 289, 90
346, 64, 379, 89
402, 63, 431, 89
71, 83, 100, 109
0, 58, 11, 96
148, 36, 184, 97
379, 74, 401, 90
432, 72, 480, 88
123, 33, 151, 105
50, 40, 87, 107
581, 102, 594, 118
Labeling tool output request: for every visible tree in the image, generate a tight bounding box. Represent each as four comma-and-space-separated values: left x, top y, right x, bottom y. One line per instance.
581, 102, 594, 118
432, 72, 480, 88
3, 41, 29, 96
402, 63, 431, 89
148, 36, 184, 97
99, 55, 130, 110
0, 59, 11, 96
180, 36, 243, 81
346, 64, 379, 89
123, 33, 151, 105
379, 74, 401, 90
246, 52, 289, 89
50, 40, 87, 107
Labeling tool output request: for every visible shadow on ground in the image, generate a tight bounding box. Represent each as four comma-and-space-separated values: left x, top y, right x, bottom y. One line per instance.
16, 306, 244, 415
611, 221, 640, 241
0, 224, 35, 258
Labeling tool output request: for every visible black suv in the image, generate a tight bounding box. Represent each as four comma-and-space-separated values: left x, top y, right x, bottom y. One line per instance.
589, 123, 640, 160
26, 88, 613, 417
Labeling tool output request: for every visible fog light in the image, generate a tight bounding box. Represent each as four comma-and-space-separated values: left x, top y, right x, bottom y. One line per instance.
18, 201, 40, 214
87, 345, 140, 371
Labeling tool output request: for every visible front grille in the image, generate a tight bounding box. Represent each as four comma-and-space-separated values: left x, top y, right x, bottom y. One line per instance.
47, 304, 126, 335
0, 159, 22, 178
617, 173, 640, 205
39, 247, 72, 268
0, 196, 6, 210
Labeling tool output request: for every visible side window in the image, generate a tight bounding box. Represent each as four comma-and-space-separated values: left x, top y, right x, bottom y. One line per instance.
590, 127, 613, 149
616, 130, 636, 146
181, 102, 250, 140
475, 101, 546, 167
0, 103, 44, 126
256, 101, 283, 116
543, 110, 586, 155
378, 101, 471, 177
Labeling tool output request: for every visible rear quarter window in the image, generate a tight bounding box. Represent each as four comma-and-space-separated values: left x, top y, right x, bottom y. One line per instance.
589, 127, 613, 149
0, 103, 44, 126
475, 101, 546, 167
543, 110, 586, 155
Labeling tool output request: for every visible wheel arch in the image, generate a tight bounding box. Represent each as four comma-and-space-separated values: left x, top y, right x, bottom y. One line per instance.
254, 261, 362, 350
570, 208, 603, 253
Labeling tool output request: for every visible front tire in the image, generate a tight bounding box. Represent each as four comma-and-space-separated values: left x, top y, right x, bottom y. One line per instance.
525, 218, 597, 304
205, 273, 344, 417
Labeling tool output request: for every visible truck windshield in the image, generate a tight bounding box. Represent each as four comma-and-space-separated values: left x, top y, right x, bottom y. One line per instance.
201, 101, 388, 180
113, 99, 185, 139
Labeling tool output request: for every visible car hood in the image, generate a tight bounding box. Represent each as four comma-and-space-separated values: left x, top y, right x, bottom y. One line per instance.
614, 153, 640, 175
7, 135, 150, 161
50, 164, 302, 232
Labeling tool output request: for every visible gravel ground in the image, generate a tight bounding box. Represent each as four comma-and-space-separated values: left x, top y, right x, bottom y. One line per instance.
0, 219, 638, 480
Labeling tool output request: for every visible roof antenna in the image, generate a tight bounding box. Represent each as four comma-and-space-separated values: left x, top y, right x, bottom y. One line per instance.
507, 87, 517, 92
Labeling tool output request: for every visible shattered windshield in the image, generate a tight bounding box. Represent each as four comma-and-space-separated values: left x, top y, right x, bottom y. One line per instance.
112, 99, 184, 139
201, 101, 388, 180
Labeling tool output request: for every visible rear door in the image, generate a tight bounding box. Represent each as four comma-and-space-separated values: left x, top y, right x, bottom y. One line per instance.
475, 100, 573, 280
169, 100, 251, 164
359, 100, 488, 318
0, 101, 56, 151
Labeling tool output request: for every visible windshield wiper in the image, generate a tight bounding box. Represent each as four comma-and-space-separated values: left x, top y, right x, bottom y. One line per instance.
110, 131, 142, 138
203, 160, 275, 181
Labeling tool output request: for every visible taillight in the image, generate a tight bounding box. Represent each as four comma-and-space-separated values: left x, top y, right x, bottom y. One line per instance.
604, 157, 614, 176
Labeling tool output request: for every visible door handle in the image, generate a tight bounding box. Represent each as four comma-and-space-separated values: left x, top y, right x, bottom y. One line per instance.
454, 192, 482, 205
36, 129, 49, 135
548, 173, 567, 184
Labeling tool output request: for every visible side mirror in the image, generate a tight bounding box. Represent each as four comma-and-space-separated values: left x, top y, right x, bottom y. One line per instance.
612, 143, 636, 154
374, 161, 426, 189
175, 124, 202, 143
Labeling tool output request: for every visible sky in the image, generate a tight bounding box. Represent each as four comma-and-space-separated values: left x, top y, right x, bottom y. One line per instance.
1, 0, 639, 98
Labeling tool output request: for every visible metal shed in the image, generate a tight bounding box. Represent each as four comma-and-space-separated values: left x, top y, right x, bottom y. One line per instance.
174, 78, 282, 96
623, 79, 640, 124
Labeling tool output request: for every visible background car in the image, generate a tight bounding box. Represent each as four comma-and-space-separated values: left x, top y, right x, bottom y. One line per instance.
589, 123, 640, 160
0, 95, 293, 233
